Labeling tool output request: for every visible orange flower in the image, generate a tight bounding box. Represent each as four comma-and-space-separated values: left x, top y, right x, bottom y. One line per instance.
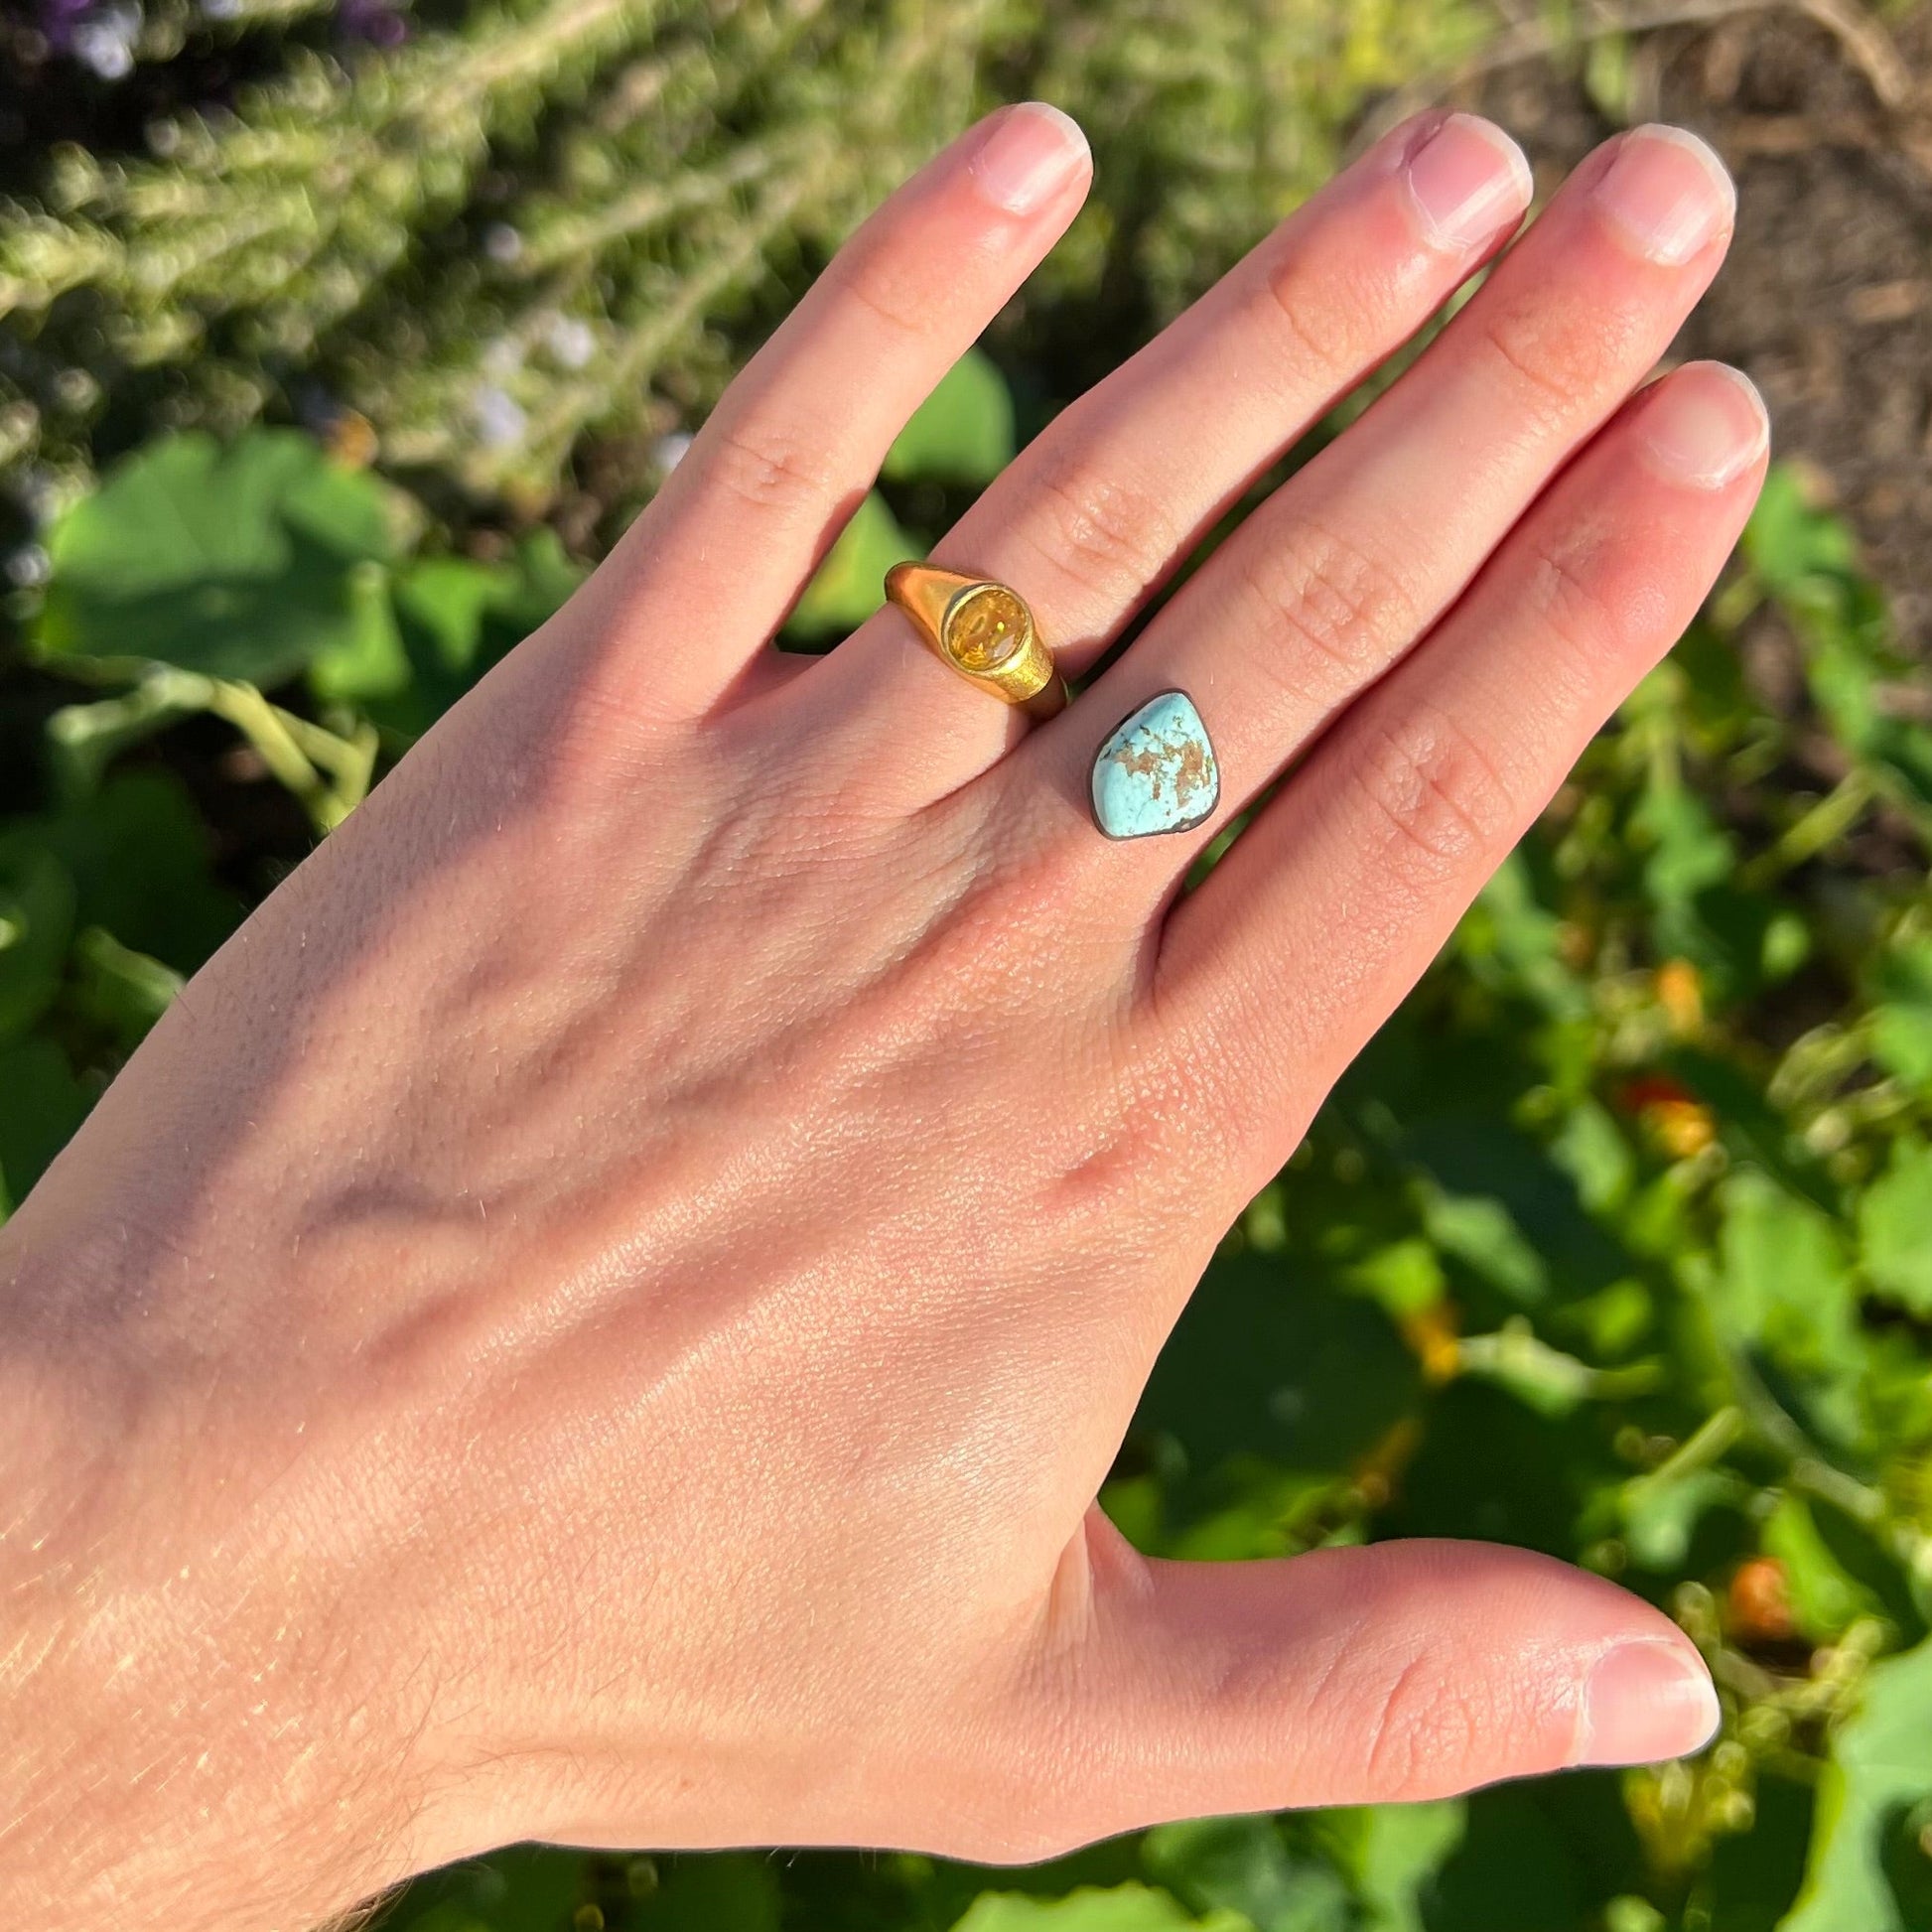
1399, 1302, 1461, 1385
1617, 1073, 1717, 1157
1656, 958, 1705, 1035
1618, 1072, 1698, 1112
1726, 1556, 1795, 1643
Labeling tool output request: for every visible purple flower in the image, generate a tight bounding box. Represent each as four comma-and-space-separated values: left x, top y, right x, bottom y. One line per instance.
43, 0, 139, 72
39, 0, 92, 54
336, 0, 408, 47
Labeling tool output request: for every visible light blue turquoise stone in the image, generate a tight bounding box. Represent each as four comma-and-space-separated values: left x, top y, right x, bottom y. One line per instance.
1089, 689, 1220, 840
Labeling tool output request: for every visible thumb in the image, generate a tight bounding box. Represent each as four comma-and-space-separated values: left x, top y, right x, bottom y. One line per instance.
1023, 1512, 1718, 1843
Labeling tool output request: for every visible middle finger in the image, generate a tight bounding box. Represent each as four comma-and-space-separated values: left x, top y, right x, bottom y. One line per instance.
793, 109, 1533, 793
1019, 122, 1734, 873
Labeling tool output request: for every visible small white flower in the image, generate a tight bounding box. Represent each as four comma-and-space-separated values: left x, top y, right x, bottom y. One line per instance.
471, 385, 527, 450
651, 431, 694, 474
481, 335, 523, 377
73, 2, 139, 76
20, 468, 66, 526
544, 315, 596, 370
6, 544, 51, 589
483, 222, 522, 266
53, 366, 99, 411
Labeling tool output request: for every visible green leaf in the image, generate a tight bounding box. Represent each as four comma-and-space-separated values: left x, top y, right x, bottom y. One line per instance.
1549, 1102, 1636, 1218
23, 773, 241, 974
1709, 1171, 1861, 1415
1345, 1238, 1447, 1321
952, 1883, 1252, 1932
1426, 1777, 1646, 1931
1859, 1139, 1932, 1314
883, 347, 1016, 485
630, 1852, 782, 1930
1143, 1815, 1351, 1932
785, 491, 920, 641
0, 844, 76, 1043
1763, 1495, 1887, 1641
1701, 1771, 1815, 1932
1316, 1801, 1465, 1932
0, 1037, 91, 1219
1868, 941, 1932, 1092
1457, 851, 1585, 1018
1582, 31, 1637, 121
1743, 465, 1861, 603
374, 1845, 587, 1932
69, 926, 183, 1048
305, 562, 415, 705
1622, 1464, 1748, 1574
36, 430, 401, 687
1422, 1187, 1549, 1306
1782, 1638, 1932, 1932
312, 533, 583, 737
1136, 1248, 1420, 1526
1875, 1801, 1932, 1928
1630, 782, 1735, 906
1383, 1377, 1619, 1558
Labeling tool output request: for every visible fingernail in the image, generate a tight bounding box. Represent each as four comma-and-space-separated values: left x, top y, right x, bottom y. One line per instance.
967, 102, 1091, 217
1593, 124, 1734, 264
1639, 362, 1769, 487
1405, 112, 1533, 252
1573, 1640, 1721, 1766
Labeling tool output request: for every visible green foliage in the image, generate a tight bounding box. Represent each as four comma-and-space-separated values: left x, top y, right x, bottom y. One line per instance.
376, 1846, 588, 1932
27, 429, 584, 827
8, 329, 1931, 1923
785, 488, 921, 640
786, 347, 1016, 636
1859, 1142, 1932, 1315
36, 429, 402, 685
953, 1884, 1249, 1931
0, 769, 238, 1210
0, 0, 1490, 513
882, 347, 1019, 487
1783, 1637, 1932, 1932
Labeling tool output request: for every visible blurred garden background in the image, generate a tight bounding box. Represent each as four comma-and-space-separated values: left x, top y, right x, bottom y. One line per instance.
4, 0, 1932, 1926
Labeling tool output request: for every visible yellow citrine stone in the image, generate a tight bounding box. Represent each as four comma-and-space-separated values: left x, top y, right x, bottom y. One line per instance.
944, 585, 1030, 674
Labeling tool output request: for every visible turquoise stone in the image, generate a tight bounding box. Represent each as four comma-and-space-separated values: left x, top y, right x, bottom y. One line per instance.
1089, 689, 1220, 840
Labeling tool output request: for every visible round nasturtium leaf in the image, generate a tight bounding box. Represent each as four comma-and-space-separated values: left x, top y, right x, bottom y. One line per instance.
35, 429, 403, 688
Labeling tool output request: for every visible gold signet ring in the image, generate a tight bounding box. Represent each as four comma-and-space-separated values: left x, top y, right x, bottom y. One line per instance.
883, 564, 1068, 720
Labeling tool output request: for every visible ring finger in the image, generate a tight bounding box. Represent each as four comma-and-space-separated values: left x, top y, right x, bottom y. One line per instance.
790, 108, 1535, 791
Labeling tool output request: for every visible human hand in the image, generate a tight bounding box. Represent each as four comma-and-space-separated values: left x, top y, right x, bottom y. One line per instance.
1, 101, 1765, 1931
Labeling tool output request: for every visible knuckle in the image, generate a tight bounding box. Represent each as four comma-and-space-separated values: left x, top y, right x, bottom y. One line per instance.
1527, 528, 1644, 679
703, 419, 844, 523
1360, 1650, 1489, 1800
1471, 289, 1643, 432
1254, 244, 1359, 377
1347, 703, 1517, 885
1040, 1076, 1166, 1235
1024, 448, 1177, 610
821, 236, 935, 345
1236, 519, 1421, 704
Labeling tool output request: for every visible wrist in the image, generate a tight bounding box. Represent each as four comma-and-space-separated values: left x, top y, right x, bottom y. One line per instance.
0, 1228, 469, 1932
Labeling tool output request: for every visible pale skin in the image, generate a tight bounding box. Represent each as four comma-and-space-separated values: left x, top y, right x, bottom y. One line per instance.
0, 102, 1769, 1930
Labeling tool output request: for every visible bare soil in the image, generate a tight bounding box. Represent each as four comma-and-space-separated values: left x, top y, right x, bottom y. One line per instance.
1460, 5, 1932, 652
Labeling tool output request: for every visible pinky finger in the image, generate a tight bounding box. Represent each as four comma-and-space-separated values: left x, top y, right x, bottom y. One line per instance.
1158, 359, 1769, 1149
